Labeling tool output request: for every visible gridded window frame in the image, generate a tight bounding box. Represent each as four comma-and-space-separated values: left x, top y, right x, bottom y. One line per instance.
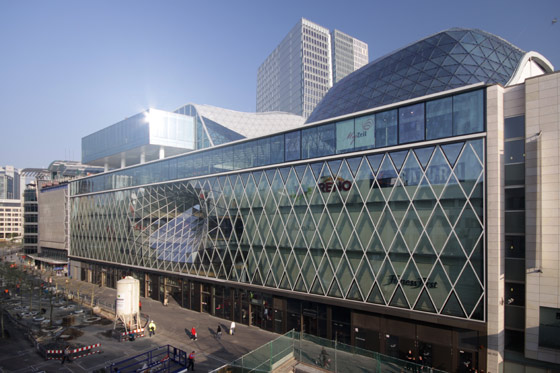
71, 137, 486, 322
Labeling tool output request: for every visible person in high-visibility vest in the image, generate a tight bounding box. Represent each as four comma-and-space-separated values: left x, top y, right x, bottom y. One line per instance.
148, 320, 156, 337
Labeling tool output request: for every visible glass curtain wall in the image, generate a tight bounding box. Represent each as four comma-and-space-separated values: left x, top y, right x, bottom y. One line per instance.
71, 138, 485, 322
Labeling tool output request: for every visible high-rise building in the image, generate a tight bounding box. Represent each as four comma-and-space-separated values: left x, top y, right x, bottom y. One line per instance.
257, 18, 368, 118
331, 29, 369, 83
22, 183, 38, 254
0, 166, 22, 241
0, 166, 20, 200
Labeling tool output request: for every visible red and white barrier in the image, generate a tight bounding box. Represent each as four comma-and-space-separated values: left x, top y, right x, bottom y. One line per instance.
45, 343, 102, 360
118, 327, 145, 341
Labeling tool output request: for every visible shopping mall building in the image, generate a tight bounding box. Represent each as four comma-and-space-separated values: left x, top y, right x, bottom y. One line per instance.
67, 29, 560, 372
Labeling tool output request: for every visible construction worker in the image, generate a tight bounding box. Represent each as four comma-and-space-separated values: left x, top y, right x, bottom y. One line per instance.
148, 320, 156, 337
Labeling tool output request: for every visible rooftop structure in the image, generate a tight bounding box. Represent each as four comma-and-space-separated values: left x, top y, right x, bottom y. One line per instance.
82, 106, 304, 171
307, 28, 552, 123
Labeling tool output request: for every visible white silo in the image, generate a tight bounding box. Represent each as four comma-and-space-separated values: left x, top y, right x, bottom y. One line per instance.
114, 276, 141, 332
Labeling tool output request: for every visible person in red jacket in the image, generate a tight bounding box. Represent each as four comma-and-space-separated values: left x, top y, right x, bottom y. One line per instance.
187, 351, 195, 371
191, 326, 197, 340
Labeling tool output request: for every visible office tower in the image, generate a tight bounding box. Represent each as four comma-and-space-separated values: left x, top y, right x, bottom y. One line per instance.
257, 18, 368, 118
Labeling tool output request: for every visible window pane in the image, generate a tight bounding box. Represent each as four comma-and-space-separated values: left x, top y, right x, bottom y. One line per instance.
505, 236, 525, 258
505, 116, 525, 139
256, 138, 271, 167
505, 330, 524, 352
505, 306, 525, 329
270, 135, 284, 164
426, 97, 453, 140
375, 110, 397, 148
505, 140, 525, 164
505, 259, 525, 282
505, 188, 525, 210
399, 103, 425, 144
505, 164, 524, 186
354, 114, 375, 151
505, 211, 525, 234
317, 123, 335, 157
505, 283, 525, 306
453, 90, 484, 135
336, 119, 355, 154
539, 307, 560, 349
285, 131, 301, 161
302, 127, 318, 159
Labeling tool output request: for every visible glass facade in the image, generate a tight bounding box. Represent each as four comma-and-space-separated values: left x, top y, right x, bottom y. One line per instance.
72, 89, 485, 196
308, 28, 523, 123
82, 109, 195, 164
71, 133, 485, 321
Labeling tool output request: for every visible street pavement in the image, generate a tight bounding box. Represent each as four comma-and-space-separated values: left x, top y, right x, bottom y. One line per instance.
0, 257, 280, 372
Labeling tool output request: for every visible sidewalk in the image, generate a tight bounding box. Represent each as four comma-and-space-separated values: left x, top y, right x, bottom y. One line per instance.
47, 273, 279, 371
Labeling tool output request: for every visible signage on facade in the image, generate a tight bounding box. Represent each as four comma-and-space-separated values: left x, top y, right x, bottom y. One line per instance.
318, 176, 352, 193
387, 274, 437, 289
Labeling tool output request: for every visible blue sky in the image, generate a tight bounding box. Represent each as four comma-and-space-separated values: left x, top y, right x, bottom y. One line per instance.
1, 0, 558, 169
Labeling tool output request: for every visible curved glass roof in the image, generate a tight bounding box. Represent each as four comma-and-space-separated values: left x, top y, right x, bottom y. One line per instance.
307, 28, 525, 123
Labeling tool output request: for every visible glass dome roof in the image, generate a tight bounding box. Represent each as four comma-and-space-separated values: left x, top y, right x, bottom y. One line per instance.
307, 28, 525, 123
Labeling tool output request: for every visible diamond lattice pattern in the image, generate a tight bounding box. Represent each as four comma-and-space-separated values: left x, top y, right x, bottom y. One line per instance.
71, 139, 485, 320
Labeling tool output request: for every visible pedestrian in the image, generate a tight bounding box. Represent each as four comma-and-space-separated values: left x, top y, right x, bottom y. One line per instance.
186, 350, 195, 371
216, 325, 222, 339
61, 345, 72, 365
139, 300, 142, 311
163, 296, 169, 306
230, 321, 236, 335
148, 320, 156, 337
191, 326, 197, 340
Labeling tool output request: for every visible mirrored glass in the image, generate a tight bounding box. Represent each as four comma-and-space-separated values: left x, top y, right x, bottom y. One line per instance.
453, 90, 484, 135
354, 114, 375, 151
336, 119, 355, 154
375, 110, 397, 148
399, 103, 425, 144
426, 97, 452, 140
285, 131, 301, 161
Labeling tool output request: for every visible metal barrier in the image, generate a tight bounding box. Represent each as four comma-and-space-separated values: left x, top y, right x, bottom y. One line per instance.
210, 330, 447, 373
107, 344, 188, 373
43, 343, 102, 360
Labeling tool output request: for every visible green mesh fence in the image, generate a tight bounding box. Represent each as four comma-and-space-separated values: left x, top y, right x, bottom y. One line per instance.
211, 330, 447, 373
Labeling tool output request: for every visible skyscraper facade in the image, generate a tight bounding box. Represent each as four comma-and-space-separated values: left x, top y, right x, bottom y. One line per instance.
0, 166, 20, 200
331, 29, 369, 83
256, 19, 368, 119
